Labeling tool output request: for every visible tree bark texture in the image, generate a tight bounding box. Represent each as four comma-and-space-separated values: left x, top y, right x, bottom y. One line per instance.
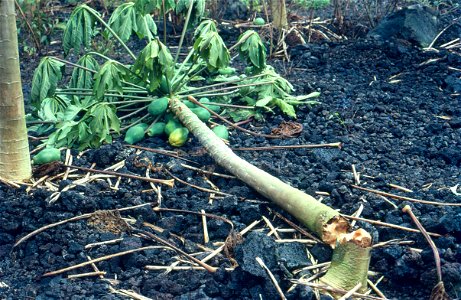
270, 0, 288, 29
0, 0, 31, 181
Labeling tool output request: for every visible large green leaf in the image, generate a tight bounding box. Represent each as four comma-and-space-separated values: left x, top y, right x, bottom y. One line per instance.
63, 4, 99, 55
87, 102, 120, 144
236, 66, 300, 118
70, 54, 100, 90
135, 13, 157, 40
76, 122, 93, 149
193, 31, 230, 70
61, 104, 84, 121
135, 0, 176, 14
31, 57, 65, 106
176, 0, 205, 23
106, 2, 157, 42
38, 95, 70, 122
47, 120, 79, 148
132, 39, 174, 92
107, 3, 137, 42
194, 19, 217, 39
237, 30, 267, 72
273, 98, 296, 118
93, 60, 129, 99
46, 102, 119, 149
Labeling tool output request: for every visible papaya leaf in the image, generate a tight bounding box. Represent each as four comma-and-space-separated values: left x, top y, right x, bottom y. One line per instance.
63, 4, 99, 55
132, 39, 174, 92
135, 13, 157, 40
134, 0, 159, 12
273, 98, 296, 118
194, 19, 217, 38
106, 2, 157, 42
61, 104, 84, 121
70, 54, 100, 90
236, 66, 300, 118
47, 120, 79, 148
77, 122, 92, 150
237, 30, 267, 72
135, 0, 175, 14
176, 0, 205, 24
106, 3, 137, 42
87, 102, 120, 143
38, 95, 70, 122
31, 57, 65, 106
241, 96, 257, 106
255, 96, 273, 107
227, 109, 255, 122
93, 61, 129, 99
193, 31, 229, 70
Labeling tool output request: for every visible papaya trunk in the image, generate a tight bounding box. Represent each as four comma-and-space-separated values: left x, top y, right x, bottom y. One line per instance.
270, 0, 288, 30
0, 0, 31, 181
169, 97, 371, 293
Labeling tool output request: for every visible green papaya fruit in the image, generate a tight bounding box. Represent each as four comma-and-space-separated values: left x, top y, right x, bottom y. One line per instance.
164, 119, 182, 136
212, 125, 229, 140
148, 97, 169, 116
191, 107, 211, 122
147, 122, 166, 137
168, 128, 189, 147
124, 123, 148, 144
199, 98, 221, 113
253, 17, 265, 26
182, 100, 196, 108
159, 76, 169, 94
32, 148, 61, 165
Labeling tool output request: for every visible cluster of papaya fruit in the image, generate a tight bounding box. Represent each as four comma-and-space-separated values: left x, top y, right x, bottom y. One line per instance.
124, 97, 229, 147
32, 97, 230, 166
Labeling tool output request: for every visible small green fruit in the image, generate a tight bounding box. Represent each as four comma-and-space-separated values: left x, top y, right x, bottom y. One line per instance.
168, 127, 189, 147
124, 123, 148, 144
191, 107, 211, 122
164, 119, 182, 136
147, 122, 166, 137
253, 17, 265, 26
159, 76, 169, 94
32, 148, 61, 165
199, 98, 221, 113
182, 100, 196, 108
212, 125, 229, 140
148, 97, 169, 116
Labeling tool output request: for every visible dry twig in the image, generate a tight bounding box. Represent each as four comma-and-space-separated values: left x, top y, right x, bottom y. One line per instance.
403, 206, 451, 300
290, 281, 386, 300
132, 229, 217, 272
62, 163, 174, 187
352, 185, 461, 206
256, 257, 287, 300
342, 214, 442, 237
163, 168, 231, 196
43, 246, 168, 277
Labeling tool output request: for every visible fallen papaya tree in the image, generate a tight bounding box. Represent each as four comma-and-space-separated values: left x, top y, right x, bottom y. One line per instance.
169, 95, 372, 293
27, 0, 373, 294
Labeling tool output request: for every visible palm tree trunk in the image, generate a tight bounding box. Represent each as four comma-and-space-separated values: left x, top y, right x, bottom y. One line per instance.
0, 0, 31, 181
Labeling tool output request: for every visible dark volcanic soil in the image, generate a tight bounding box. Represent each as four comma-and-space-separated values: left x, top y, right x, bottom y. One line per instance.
1, 18, 461, 300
